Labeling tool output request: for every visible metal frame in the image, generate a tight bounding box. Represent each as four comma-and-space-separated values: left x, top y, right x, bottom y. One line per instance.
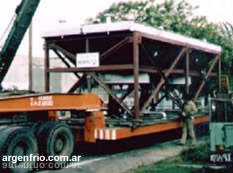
44, 23, 221, 120
194, 55, 221, 99
139, 47, 186, 115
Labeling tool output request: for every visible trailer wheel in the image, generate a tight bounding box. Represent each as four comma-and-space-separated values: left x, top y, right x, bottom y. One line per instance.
0, 126, 38, 173
31, 121, 49, 136
0, 125, 9, 132
35, 122, 74, 167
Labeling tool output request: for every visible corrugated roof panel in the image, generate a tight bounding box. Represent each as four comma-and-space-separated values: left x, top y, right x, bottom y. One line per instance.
42, 21, 221, 54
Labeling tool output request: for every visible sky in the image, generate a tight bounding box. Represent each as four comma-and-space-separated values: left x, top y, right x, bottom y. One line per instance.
0, 0, 233, 57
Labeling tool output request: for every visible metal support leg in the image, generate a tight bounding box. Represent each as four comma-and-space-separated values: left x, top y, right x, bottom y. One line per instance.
44, 42, 50, 92
133, 32, 140, 120
185, 48, 190, 95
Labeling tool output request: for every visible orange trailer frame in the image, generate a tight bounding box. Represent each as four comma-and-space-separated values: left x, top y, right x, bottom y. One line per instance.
0, 93, 209, 143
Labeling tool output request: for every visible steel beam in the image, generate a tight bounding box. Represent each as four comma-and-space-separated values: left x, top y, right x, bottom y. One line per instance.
49, 43, 76, 63
120, 86, 134, 101
47, 65, 217, 77
89, 72, 133, 116
139, 67, 217, 77
140, 47, 186, 115
53, 49, 73, 67
44, 42, 50, 92
47, 42, 83, 92
151, 94, 167, 109
100, 37, 130, 61
49, 43, 86, 93
52, 49, 80, 79
133, 32, 140, 120
48, 64, 134, 73
185, 48, 190, 95
68, 74, 87, 93
85, 39, 91, 93
194, 55, 220, 99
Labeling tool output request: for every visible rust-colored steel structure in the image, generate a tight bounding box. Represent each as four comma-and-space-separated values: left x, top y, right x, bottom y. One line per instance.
42, 21, 221, 120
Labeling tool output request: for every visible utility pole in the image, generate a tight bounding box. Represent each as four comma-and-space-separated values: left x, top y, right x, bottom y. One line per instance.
29, 22, 33, 91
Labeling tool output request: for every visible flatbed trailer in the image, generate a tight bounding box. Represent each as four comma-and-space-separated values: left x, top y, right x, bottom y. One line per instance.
0, 92, 209, 143
94, 116, 209, 141
40, 21, 222, 145
0, 21, 222, 172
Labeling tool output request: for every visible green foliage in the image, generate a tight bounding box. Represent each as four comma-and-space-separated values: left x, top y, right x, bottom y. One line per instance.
86, 0, 233, 82
219, 23, 233, 74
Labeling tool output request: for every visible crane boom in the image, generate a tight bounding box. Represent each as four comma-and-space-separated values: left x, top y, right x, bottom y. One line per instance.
0, 0, 40, 84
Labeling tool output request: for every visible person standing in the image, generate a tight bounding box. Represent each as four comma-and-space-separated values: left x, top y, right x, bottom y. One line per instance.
178, 95, 198, 146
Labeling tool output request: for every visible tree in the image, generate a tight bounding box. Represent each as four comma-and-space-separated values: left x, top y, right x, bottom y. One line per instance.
219, 23, 233, 74
86, 0, 215, 38
86, 0, 233, 90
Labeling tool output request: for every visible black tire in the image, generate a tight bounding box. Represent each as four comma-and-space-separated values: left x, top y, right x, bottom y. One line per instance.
35, 122, 74, 168
31, 121, 49, 136
0, 126, 38, 173
0, 125, 9, 132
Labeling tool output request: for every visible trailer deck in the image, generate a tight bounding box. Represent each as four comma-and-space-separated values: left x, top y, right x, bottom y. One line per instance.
94, 114, 209, 141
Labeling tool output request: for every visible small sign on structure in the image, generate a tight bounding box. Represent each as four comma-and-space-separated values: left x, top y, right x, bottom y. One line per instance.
76, 52, 100, 68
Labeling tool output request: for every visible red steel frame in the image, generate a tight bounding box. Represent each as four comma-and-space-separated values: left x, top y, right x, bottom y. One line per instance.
42, 24, 222, 142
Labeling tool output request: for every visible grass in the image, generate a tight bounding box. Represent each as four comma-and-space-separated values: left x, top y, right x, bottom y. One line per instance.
180, 142, 210, 165
125, 142, 232, 173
